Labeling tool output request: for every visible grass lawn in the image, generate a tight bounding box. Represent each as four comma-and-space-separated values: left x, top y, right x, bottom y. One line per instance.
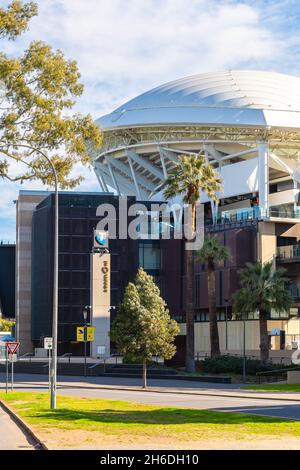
241, 384, 300, 392
1, 392, 300, 449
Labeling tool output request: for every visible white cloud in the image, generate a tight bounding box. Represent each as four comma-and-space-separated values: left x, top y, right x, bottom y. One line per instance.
0, 0, 298, 240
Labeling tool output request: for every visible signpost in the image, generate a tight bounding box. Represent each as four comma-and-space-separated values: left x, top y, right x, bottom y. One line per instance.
44, 337, 53, 393
6, 342, 20, 392
77, 324, 94, 377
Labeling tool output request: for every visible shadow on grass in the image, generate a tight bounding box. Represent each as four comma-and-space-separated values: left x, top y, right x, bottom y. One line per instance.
23, 406, 299, 426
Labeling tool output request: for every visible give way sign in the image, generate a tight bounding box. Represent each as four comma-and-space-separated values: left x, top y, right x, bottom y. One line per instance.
6, 342, 20, 354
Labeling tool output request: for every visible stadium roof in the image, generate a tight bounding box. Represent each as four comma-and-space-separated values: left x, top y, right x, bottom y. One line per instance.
98, 70, 300, 131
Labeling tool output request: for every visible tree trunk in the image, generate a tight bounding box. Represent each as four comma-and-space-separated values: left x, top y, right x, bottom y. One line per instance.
207, 260, 220, 358
185, 203, 196, 373
259, 308, 269, 362
142, 358, 147, 388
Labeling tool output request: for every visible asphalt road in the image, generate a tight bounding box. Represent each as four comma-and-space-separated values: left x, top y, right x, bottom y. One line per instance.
2, 373, 300, 421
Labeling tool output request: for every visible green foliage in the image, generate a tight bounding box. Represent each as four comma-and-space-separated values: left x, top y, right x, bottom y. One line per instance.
163, 154, 222, 205
233, 261, 292, 316
197, 234, 229, 265
110, 268, 180, 362
199, 355, 287, 376
0, 318, 15, 331
0, 1, 37, 39
0, 1, 102, 188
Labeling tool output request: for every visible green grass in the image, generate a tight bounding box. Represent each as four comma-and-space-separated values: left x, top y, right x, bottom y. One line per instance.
241, 384, 300, 392
1, 391, 300, 448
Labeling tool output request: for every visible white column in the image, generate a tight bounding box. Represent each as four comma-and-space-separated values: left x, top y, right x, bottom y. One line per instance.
90, 251, 111, 358
258, 141, 269, 215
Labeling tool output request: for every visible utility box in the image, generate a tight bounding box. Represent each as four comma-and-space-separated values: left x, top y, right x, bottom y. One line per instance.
34, 347, 47, 358
287, 371, 300, 384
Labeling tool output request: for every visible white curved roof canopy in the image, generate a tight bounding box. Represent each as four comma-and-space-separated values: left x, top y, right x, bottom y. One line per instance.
98, 70, 300, 130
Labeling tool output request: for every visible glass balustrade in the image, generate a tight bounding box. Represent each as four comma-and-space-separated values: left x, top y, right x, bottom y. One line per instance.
277, 245, 300, 261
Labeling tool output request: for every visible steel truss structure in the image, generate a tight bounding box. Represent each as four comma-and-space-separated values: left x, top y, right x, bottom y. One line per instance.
92, 124, 300, 207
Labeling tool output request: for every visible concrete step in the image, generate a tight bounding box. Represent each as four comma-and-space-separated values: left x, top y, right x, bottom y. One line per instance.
101, 372, 231, 383
106, 367, 178, 375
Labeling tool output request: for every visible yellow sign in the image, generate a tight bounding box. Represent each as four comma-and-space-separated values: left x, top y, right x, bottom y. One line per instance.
87, 327, 94, 342
77, 327, 84, 342
76, 326, 94, 342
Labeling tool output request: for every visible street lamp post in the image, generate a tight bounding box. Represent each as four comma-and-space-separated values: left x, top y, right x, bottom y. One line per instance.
242, 313, 247, 383
20, 147, 59, 410
83, 305, 91, 377
224, 298, 229, 352
44, 158, 59, 411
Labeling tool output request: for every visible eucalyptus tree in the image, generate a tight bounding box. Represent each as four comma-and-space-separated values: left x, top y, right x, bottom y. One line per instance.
0, 1, 102, 187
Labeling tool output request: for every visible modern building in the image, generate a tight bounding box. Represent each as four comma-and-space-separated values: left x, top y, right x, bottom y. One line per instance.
0, 243, 15, 319
92, 70, 300, 357
16, 191, 182, 355
15, 70, 300, 359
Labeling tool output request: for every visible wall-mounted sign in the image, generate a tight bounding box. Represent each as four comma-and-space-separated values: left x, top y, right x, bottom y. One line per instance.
102, 260, 109, 293
94, 230, 109, 249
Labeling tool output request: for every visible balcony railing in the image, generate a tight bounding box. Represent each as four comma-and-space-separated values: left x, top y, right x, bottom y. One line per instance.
218, 206, 300, 226
288, 284, 300, 300
277, 245, 300, 261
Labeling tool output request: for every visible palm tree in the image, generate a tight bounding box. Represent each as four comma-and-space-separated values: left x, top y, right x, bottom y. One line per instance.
233, 261, 291, 362
163, 154, 222, 372
197, 235, 229, 358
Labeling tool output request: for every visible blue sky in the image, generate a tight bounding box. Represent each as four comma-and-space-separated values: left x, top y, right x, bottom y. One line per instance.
1, 0, 300, 242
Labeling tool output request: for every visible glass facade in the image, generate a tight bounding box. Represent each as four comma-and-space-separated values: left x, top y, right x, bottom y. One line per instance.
139, 241, 161, 272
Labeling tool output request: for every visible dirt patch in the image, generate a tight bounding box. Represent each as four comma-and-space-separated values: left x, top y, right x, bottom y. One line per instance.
35, 427, 300, 450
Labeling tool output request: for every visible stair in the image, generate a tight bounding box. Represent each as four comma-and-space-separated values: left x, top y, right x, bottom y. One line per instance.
101, 363, 179, 379
0, 361, 91, 376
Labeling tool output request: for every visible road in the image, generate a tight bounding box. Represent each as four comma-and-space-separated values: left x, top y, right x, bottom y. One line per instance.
2, 373, 300, 421
0, 405, 35, 450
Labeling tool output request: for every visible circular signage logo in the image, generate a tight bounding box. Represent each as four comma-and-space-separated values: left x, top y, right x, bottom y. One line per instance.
95, 233, 106, 246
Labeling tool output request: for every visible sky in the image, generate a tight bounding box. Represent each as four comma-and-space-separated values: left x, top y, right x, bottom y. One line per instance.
1, 0, 300, 242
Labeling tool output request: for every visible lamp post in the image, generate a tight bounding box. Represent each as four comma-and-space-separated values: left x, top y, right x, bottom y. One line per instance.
224, 298, 229, 352
242, 313, 247, 383
83, 305, 91, 377
19, 146, 58, 410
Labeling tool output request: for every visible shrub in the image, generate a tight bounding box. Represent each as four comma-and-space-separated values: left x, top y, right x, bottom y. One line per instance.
197, 355, 288, 376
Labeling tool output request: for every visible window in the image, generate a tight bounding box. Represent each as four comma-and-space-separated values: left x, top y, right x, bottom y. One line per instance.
195, 312, 208, 322
139, 242, 161, 270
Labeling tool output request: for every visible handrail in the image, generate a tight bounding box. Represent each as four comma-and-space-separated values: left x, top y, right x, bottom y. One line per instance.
88, 361, 105, 369
58, 353, 72, 363
256, 366, 300, 376
88, 358, 107, 374
18, 352, 35, 362
256, 366, 300, 384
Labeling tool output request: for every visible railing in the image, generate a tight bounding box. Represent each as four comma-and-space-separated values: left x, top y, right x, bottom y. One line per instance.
18, 352, 35, 362
269, 207, 300, 219
218, 206, 300, 226
277, 245, 300, 261
288, 284, 300, 300
256, 366, 300, 384
218, 207, 263, 224
58, 353, 72, 363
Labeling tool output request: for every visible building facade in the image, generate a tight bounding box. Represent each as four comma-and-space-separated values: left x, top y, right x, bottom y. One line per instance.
0, 243, 15, 319
16, 189, 300, 359
15, 70, 300, 359
17, 191, 182, 355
